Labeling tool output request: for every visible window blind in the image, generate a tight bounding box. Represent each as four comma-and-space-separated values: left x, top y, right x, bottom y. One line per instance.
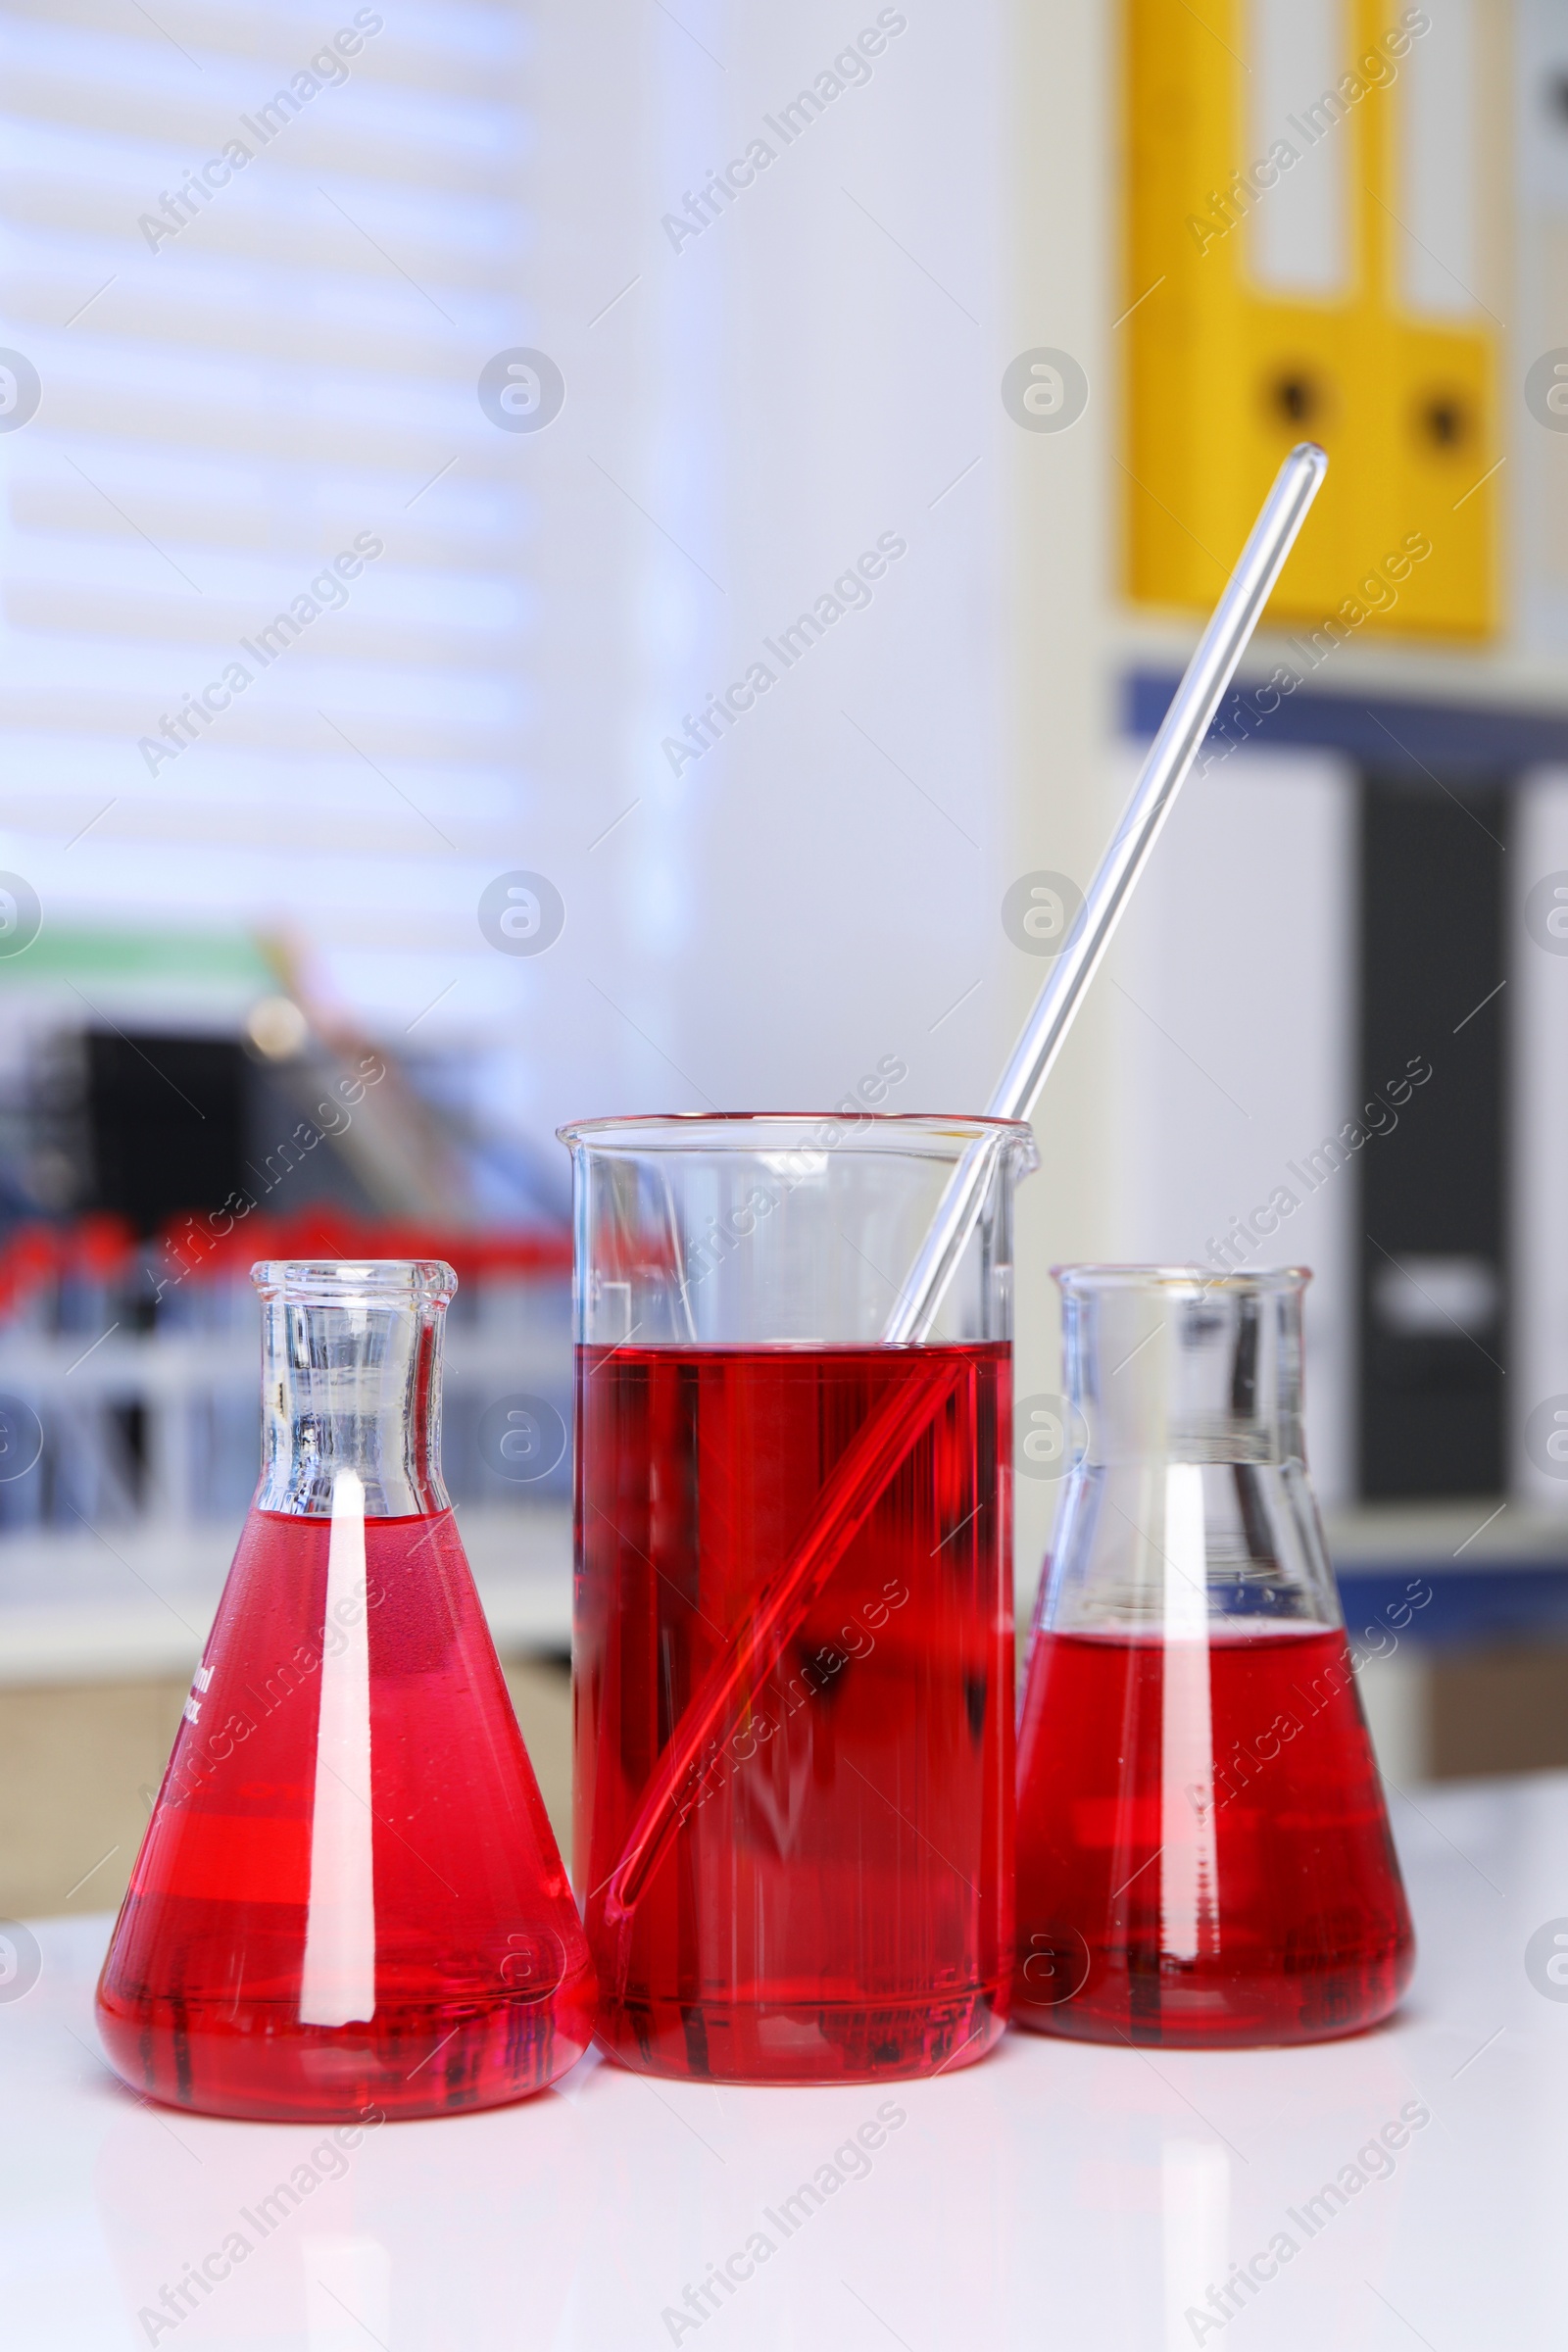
0, 0, 534, 1015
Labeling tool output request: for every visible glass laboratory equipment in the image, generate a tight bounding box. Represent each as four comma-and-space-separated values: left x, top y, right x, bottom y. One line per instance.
96, 1259, 596, 2122
1014, 1266, 1413, 2047
562, 1111, 1037, 2082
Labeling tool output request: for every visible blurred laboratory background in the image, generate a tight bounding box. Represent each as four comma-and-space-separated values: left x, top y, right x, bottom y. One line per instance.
0, 0, 1565, 1911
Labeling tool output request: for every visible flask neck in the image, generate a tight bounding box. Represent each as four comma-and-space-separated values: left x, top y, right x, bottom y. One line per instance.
253, 1262, 454, 1519
1063, 1270, 1305, 1467
1042, 1266, 1341, 1635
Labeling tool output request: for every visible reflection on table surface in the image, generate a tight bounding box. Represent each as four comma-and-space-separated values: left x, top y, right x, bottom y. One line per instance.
3, 1773, 1565, 2348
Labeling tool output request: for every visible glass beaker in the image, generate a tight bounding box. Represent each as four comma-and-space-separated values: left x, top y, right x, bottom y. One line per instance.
96, 1259, 596, 2122
562, 1111, 1037, 2082
1014, 1266, 1414, 2046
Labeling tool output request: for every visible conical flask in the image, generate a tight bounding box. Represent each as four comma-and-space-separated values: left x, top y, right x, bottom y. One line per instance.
97, 1258, 595, 2120
1014, 1266, 1413, 2047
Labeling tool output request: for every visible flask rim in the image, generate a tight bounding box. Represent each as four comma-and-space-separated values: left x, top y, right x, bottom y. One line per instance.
1053, 1262, 1310, 1295
251, 1258, 458, 1305
557, 1110, 1037, 1159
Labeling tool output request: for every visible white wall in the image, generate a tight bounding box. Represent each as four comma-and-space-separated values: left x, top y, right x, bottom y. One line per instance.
581, 0, 1014, 1120
1001, 0, 1119, 1590
482, 0, 1041, 1170
1515, 0, 1568, 655
530, 0, 1122, 1590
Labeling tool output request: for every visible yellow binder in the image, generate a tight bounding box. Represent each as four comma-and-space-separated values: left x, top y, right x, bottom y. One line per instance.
1124, 0, 1498, 637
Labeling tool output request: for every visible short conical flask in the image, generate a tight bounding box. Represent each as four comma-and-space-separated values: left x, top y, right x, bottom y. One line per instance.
97, 1258, 596, 2121
1014, 1266, 1413, 2047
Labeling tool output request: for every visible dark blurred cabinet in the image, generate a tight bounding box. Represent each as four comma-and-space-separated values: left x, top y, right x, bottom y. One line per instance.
85, 1034, 249, 1235
1356, 778, 1509, 1498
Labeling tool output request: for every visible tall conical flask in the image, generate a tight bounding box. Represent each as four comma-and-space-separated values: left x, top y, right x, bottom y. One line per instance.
1014, 1266, 1414, 2046
97, 1258, 596, 2120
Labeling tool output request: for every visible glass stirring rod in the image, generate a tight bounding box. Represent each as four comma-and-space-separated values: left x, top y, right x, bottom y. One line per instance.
883, 439, 1328, 1343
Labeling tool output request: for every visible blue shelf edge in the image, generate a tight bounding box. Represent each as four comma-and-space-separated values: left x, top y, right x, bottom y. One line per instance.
1336, 1562, 1568, 1650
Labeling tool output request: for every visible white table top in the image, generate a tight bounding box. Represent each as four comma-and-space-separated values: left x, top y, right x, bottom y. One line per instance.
3, 1771, 1564, 2349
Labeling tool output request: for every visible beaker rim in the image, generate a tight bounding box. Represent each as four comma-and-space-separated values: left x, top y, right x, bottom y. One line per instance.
251, 1258, 459, 1303
1053, 1262, 1311, 1294
557, 1110, 1037, 1153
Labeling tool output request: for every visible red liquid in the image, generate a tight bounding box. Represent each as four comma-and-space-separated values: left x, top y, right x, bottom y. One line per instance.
97, 1508, 596, 2121
1014, 1626, 1414, 2045
574, 1342, 1012, 2082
